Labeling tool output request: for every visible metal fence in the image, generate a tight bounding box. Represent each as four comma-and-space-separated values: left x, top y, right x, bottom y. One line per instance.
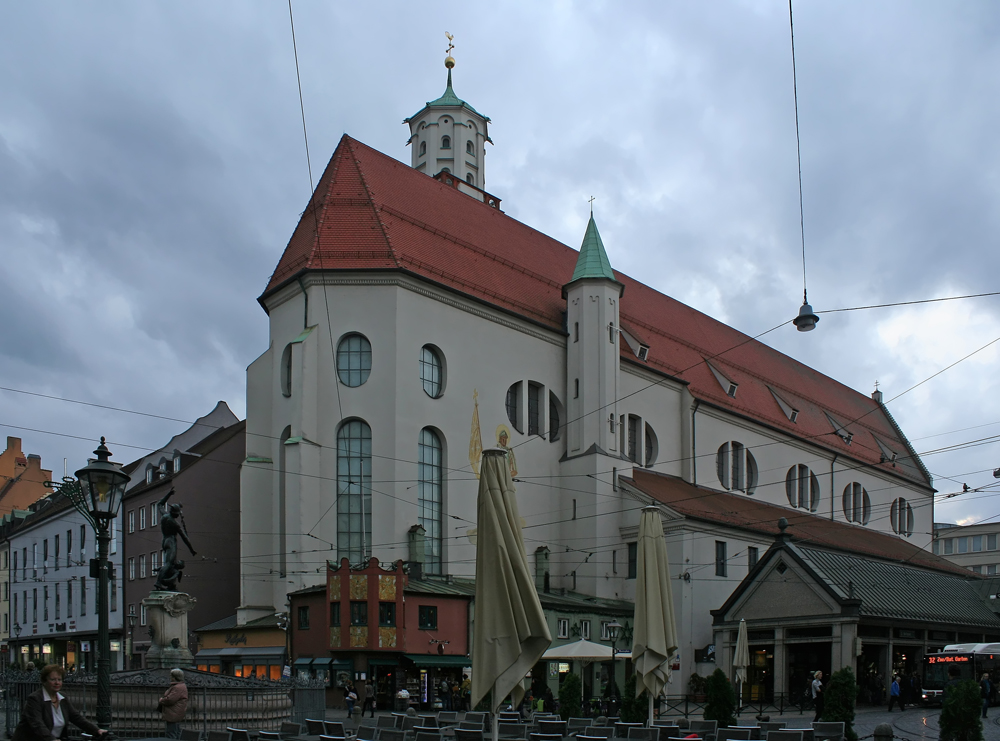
3, 668, 326, 739
653, 693, 811, 719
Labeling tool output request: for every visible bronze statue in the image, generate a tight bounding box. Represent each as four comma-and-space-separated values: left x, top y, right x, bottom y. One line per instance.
154, 487, 197, 591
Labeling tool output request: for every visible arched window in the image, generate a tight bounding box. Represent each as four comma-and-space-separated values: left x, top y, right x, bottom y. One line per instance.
419, 141, 426, 156
843, 483, 871, 524
337, 420, 372, 564
280, 343, 292, 397
466, 141, 474, 155
441, 136, 451, 149
785, 465, 820, 511
279, 426, 291, 577
891, 497, 914, 537
466, 173, 474, 185
549, 392, 562, 443
644, 424, 658, 467
717, 441, 758, 494
505, 382, 522, 433
420, 345, 444, 398
418, 428, 443, 575
336, 333, 372, 387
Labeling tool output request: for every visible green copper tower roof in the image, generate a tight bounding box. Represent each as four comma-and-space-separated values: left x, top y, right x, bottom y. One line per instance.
570, 215, 617, 282
407, 69, 488, 121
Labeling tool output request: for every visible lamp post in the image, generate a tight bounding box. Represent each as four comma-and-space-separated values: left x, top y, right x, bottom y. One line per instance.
607, 619, 622, 714
72, 438, 130, 729
13, 622, 22, 666
127, 609, 138, 669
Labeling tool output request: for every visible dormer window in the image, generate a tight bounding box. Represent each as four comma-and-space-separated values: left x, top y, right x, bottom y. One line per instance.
768, 387, 799, 423
707, 362, 738, 398
466, 141, 474, 155
441, 136, 451, 149
419, 141, 426, 157
637, 346, 649, 361
173, 453, 182, 473
825, 412, 854, 444
145, 467, 154, 485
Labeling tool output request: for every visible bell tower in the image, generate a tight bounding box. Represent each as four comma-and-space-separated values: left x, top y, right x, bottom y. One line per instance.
404, 35, 491, 191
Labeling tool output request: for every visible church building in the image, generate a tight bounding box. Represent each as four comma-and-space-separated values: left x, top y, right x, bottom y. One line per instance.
239, 53, 945, 694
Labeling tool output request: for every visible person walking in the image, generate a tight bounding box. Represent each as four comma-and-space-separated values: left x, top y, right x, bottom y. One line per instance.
158, 669, 189, 739
888, 674, 905, 712
12, 664, 107, 741
345, 683, 358, 718
362, 680, 377, 718
811, 671, 824, 722
981, 673, 992, 719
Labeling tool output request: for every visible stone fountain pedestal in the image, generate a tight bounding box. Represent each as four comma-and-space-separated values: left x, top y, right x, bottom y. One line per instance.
142, 590, 197, 668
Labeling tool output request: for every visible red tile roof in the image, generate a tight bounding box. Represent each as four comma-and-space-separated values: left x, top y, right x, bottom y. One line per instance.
625, 469, 965, 576
264, 135, 930, 487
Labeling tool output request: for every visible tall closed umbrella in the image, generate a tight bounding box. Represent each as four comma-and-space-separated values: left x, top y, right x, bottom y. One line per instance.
632, 505, 678, 723
734, 619, 749, 711
472, 448, 551, 736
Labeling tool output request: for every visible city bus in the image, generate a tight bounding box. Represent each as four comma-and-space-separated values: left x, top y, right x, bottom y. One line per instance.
921, 643, 1000, 705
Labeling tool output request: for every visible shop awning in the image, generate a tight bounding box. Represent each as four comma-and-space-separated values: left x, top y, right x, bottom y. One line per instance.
404, 654, 471, 668
312, 658, 332, 669
293, 657, 314, 668
195, 646, 285, 663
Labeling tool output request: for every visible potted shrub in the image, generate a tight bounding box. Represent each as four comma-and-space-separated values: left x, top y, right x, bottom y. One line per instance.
940, 679, 983, 741
703, 668, 737, 727
689, 673, 708, 701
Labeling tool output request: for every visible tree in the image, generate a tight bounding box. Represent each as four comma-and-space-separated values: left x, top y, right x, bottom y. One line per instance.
559, 673, 583, 720
619, 674, 648, 723
940, 680, 983, 741
821, 667, 859, 741
703, 668, 737, 727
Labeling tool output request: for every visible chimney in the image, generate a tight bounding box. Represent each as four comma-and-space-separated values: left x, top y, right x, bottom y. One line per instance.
535, 546, 550, 593
408, 524, 426, 581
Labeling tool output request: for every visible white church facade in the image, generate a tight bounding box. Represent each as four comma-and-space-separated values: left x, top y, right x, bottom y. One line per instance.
239, 60, 943, 691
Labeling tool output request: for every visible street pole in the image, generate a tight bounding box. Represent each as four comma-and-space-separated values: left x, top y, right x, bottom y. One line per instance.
96, 521, 111, 729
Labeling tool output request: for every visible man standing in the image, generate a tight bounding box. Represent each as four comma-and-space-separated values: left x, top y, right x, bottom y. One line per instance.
811, 671, 824, 722
362, 680, 377, 718
888, 675, 904, 712
158, 669, 189, 739
981, 673, 991, 719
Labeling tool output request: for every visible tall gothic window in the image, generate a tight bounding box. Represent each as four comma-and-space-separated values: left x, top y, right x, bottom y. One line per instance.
337, 420, 372, 564
418, 428, 443, 575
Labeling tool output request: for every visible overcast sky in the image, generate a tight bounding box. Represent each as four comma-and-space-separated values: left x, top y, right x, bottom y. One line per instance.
2, 1, 998, 529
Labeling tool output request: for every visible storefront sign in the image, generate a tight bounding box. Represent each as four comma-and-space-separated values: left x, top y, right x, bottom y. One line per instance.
110, 641, 121, 652
225, 633, 248, 645
81, 641, 91, 652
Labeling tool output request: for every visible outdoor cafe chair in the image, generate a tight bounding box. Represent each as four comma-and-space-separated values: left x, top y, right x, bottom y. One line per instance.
499, 723, 528, 739
378, 730, 406, 741
321, 735, 348, 741
307, 720, 328, 735
583, 728, 614, 740
416, 733, 443, 741
228, 728, 252, 741
206, 731, 232, 741
765, 731, 804, 741
716, 730, 753, 741
538, 721, 567, 737
454, 731, 485, 741
438, 712, 460, 726
258, 733, 283, 741
499, 713, 522, 723
459, 723, 485, 732
614, 724, 643, 739
626, 729, 655, 741
420, 717, 441, 729
529, 734, 563, 741
326, 723, 353, 738
413, 728, 441, 737
578, 736, 611, 741
357, 729, 377, 741
180, 731, 204, 741
810, 724, 844, 741
281, 724, 304, 739
758, 726, 785, 736
465, 714, 489, 726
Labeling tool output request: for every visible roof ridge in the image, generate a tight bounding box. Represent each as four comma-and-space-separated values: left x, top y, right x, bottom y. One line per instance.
344, 137, 401, 270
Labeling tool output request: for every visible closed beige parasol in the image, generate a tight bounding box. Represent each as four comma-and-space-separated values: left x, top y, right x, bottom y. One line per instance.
631, 505, 678, 722
471, 449, 551, 719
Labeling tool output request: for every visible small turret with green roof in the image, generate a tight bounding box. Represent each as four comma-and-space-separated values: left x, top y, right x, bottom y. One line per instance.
570, 214, 619, 283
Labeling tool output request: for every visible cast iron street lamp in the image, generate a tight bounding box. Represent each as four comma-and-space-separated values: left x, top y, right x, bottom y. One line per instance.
127, 609, 138, 669
13, 622, 22, 665
71, 438, 130, 729
607, 619, 623, 713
